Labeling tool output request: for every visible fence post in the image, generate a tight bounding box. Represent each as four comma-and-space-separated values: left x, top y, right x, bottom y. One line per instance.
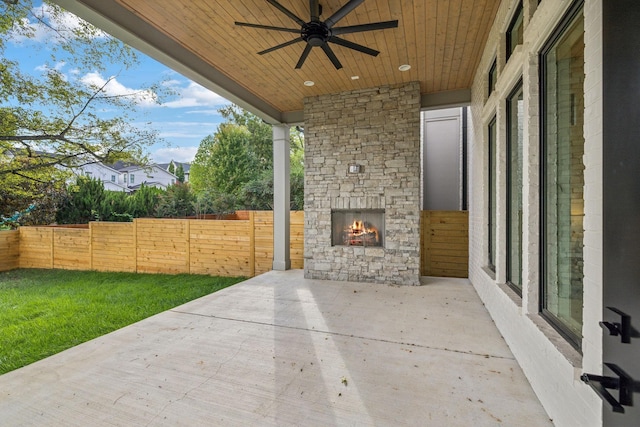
185, 219, 191, 274
89, 222, 93, 270
249, 211, 255, 277
133, 219, 138, 273
50, 228, 54, 269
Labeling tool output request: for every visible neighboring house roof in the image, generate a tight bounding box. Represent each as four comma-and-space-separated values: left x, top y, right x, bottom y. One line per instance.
175, 161, 191, 174
116, 165, 144, 172
103, 181, 131, 192
109, 160, 135, 171
128, 182, 166, 190
158, 161, 191, 174
116, 163, 178, 175
74, 162, 122, 175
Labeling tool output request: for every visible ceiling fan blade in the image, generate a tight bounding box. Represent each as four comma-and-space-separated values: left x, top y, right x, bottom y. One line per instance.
258, 37, 303, 55
235, 22, 300, 34
321, 43, 343, 69
309, 0, 320, 22
331, 20, 399, 35
266, 0, 306, 26
329, 36, 379, 56
295, 44, 313, 69
325, 0, 364, 28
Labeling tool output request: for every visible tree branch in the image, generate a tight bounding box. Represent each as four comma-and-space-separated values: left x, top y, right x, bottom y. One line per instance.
60, 76, 116, 138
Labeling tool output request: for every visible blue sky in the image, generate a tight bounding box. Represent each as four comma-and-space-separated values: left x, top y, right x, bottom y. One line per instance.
4, 1, 230, 164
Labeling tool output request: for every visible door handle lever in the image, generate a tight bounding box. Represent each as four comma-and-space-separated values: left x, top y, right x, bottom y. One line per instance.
581, 363, 640, 413
599, 307, 632, 343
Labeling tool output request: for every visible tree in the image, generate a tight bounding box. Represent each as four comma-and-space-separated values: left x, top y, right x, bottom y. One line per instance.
190, 124, 256, 196
175, 163, 185, 183
218, 105, 272, 168
128, 184, 162, 218
0, 0, 165, 219
167, 162, 175, 175
190, 107, 305, 210
56, 176, 105, 224
155, 182, 195, 218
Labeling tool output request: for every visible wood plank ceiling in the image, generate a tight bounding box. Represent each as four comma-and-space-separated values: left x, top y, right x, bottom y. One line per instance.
62, 0, 500, 121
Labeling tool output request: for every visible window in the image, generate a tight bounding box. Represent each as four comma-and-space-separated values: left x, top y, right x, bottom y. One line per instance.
111, 175, 116, 182
540, 1, 584, 349
488, 116, 497, 271
85, 171, 93, 177
506, 2, 524, 60
506, 81, 524, 295
488, 59, 497, 96
130, 174, 135, 184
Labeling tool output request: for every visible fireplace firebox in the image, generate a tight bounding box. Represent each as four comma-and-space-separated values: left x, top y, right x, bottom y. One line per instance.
331, 209, 385, 247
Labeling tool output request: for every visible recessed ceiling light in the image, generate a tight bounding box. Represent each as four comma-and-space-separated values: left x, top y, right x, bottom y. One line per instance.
303, 80, 315, 86
398, 64, 411, 72
351, 75, 360, 80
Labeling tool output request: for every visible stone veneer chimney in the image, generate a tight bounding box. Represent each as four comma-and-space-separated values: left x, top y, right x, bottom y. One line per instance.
303, 82, 421, 285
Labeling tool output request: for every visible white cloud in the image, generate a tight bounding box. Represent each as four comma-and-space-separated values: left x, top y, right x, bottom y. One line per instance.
162, 81, 229, 109
80, 72, 158, 106
151, 147, 198, 164
10, 3, 107, 45
184, 109, 223, 116
35, 61, 66, 73
154, 121, 219, 140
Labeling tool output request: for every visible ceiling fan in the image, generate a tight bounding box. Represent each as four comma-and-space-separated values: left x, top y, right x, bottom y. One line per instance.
235, 0, 398, 70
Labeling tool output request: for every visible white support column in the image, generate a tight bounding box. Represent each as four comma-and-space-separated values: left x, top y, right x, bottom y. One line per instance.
272, 124, 291, 271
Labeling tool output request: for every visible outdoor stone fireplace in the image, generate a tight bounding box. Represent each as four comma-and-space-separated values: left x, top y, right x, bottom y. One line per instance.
303, 82, 421, 285
331, 209, 385, 247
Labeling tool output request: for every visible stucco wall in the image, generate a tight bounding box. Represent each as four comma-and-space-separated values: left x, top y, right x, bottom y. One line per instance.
467, 0, 603, 426
303, 82, 421, 286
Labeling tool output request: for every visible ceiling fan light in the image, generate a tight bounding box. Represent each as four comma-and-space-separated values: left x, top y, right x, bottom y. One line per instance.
398, 64, 411, 72
235, 0, 399, 70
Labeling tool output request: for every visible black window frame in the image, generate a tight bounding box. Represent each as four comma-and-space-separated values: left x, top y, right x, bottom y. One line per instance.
506, 2, 524, 61
488, 116, 497, 272
539, 0, 585, 352
506, 79, 524, 297
488, 59, 498, 97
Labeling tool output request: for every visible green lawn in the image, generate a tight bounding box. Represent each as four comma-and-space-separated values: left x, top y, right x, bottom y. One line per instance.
0, 269, 245, 375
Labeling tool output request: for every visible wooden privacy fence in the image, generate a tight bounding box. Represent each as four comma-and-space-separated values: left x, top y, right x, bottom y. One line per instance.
2, 210, 468, 279
13, 211, 304, 277
0, 230, 19, 272
420, 210, 469, 278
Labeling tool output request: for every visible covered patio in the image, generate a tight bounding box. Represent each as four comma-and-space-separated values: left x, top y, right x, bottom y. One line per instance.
10, 0, 637, 424
0, 270, 551, 426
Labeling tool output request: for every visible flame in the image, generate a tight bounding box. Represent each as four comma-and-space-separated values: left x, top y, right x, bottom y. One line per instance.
339, 215, 382, 246
347, 219, 378, 242
351, 220, 364, 232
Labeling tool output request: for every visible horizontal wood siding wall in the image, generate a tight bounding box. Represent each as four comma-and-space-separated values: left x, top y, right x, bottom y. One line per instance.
190, 219, 252, 277
20, 227, 54, 269
421, 210, 469, 278
253, 211, 274, 275
13, 211, 305, 277
53, 228, 91, 270
0, 230, 20, 272
91, 222, 136, 272
136, 219, 189, 274
290, 211, 304, 269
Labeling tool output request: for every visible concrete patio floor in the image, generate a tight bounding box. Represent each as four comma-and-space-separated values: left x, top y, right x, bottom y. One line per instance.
0, 270, 553, 426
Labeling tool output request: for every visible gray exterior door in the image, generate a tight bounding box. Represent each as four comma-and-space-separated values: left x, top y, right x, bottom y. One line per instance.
600, 1, 640, 425
422, 108, 462, 211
